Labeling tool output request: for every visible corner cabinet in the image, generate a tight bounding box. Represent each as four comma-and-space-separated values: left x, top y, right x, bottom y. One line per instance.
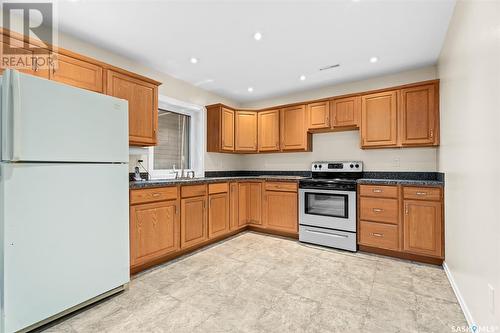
207, 104, 235, 152
106, 70, 159, 146
235, 111, 258, 152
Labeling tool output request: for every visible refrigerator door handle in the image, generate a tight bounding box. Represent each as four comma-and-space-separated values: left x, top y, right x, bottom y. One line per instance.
1, 69, 22, 161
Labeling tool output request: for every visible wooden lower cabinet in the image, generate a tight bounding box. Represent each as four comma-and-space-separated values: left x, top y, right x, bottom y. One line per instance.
238, 182, 262, 225
263, 189, 298, 233
229, 182, 240, 230
403, 200, 443, 257
129, 199, 179, 268
208, 192, 230, 238
358, 184, 444, 263
181, 196, 208, 249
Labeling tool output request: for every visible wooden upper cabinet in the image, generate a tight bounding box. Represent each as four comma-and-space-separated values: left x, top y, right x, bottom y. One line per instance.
50, 53, 103, 92
361, 90, 398, 148
258, 109, 280, 152
129, 200, 179, 268
280, 105, 311, 151
180, 195, 208, 249
0, 36, 49, 79
400, 84, 438, 146
221, 107, 235, 151
307, 101, 330, 130
403, 199, 443, 258
208, 192, 230, 239
331, 96, 360, 128
106, 70, 158, 146
235, 111, 258, 152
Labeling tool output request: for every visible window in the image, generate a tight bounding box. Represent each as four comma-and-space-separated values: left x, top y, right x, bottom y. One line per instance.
154, 109, 190, 170
148, 95, 205, 179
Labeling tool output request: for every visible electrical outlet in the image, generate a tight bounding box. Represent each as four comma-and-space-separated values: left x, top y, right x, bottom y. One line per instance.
392, 158, 400, 167
488, 284, 495, 314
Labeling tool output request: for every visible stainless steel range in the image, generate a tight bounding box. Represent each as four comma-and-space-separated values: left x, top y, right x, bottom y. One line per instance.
299, 161, 363, 252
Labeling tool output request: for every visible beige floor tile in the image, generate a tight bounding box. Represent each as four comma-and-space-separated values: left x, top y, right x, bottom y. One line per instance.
416, 294, 467, 333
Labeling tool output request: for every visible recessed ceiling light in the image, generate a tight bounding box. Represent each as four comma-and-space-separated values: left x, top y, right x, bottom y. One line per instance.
300, 75, 306, 81
369, 56, 379, 63
253, 32, 262, 41
190, 57, 198, 64
247, 87, 254, 93
352, 0, 360, 2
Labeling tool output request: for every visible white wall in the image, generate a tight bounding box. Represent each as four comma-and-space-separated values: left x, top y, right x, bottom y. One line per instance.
437, 0, 500, 327
239, 66, 439, 172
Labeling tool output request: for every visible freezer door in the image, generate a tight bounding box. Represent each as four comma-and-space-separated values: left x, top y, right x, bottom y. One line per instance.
1, 70, 128, 163
0, 163, 129, 333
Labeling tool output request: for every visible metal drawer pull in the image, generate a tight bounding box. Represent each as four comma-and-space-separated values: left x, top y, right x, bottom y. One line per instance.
372, 208, 383, 213
416, 192, 427, 196
372, 189, 382, 193
152, 193, 161, 197
371, 232, 384, 237
306, 229, 348, 239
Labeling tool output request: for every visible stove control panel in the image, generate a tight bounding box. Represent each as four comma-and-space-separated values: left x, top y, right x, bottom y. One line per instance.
311, 161, 363, 172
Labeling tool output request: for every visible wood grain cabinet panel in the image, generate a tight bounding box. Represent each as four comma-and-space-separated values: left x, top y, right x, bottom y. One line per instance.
359, 221, 399, 251
50, 53, 103, 92
238, 183, 249, 227
359, 185, 398, 198
130, 200, 179, 267
258, 109, 280, 152
238, 182, 262, 225
0, 37, 49, 78
331, 96, 360, 128
359, 197, 399, 224
400, 84, 438, 146
235, 111, 258, 152
206, 104, 235, 152
280, 105, 311, 151
181, 196, 208, 249
229, 183, 239, 230
221, 107, 235, 151
307, 101, 330, 130
361, 90, 398, 148
403, 200, 443, 258
208, 192, 230, 238
106, 69, 158, 146
263, 190, 298, 233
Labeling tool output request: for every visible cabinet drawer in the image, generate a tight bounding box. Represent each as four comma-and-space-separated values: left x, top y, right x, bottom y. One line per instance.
403, 186, 442, 201
265, 182, 298, 192
208, 182, 229, 194
359, 221, 399, 251
359, 197, 399, 224
130, 187, 178, 205
181, 184, 207, 198
359, 185, 398, 198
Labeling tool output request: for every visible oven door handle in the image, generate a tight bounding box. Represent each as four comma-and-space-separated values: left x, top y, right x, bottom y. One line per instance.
305, 229, 349, 239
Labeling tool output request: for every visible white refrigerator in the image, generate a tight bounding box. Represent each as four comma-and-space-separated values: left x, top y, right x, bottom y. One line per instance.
0, 70, 130, 333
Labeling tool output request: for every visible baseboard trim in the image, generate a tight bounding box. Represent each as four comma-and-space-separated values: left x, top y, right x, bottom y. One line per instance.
443, 261, 474, 327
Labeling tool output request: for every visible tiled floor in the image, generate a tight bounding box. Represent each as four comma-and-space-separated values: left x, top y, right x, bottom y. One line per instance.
44, 232, 466, 333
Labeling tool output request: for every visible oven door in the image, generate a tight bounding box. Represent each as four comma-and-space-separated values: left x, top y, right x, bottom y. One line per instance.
299, 188, 356, 232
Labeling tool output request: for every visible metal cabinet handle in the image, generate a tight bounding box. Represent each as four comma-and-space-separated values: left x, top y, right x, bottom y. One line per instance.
371, 232, 384, 238
372, 208, 383, 213
152, 193, 161, 197
430, 129, 434, 138
416, 192, 427, 196
372, 189, 382, 193
405, 204, 409, 215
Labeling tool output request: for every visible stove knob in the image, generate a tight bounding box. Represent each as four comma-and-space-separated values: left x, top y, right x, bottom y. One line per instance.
350, 164, 354, 168
355, 164, 360, 168
314, 164, 318, 169
318, 165, 322, 169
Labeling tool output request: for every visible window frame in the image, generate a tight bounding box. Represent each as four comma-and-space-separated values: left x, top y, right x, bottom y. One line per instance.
148, 95, 205, 179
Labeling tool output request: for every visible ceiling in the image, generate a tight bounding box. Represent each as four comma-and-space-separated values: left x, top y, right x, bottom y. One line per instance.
56, 0, 456, 103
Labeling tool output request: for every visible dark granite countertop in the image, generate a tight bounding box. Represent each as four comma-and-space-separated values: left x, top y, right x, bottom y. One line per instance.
129, 175, 304, 189
356, 178, 444, 187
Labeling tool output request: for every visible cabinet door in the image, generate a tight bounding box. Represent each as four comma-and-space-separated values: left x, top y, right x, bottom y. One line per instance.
400, 84, 437, 146
107, 70, 158, 146
0, 37, 49, 79
403, 200, 443, 257
331, 96, 360, 128
361, 91, 398, 148
208, 193, 230, 238
130, 200, 179, 267
181, 196, 208, 249
235, 111, 258, 152
50, 53, 103, 92
263, 191, 298, 233
238, 183, 249, 226
258, 110, 280, 152
221, 107, 235, 151
248, 183, 262, 225
307, 101, 330, 130
280, 105, 309, 151
229, 183, 239, 230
